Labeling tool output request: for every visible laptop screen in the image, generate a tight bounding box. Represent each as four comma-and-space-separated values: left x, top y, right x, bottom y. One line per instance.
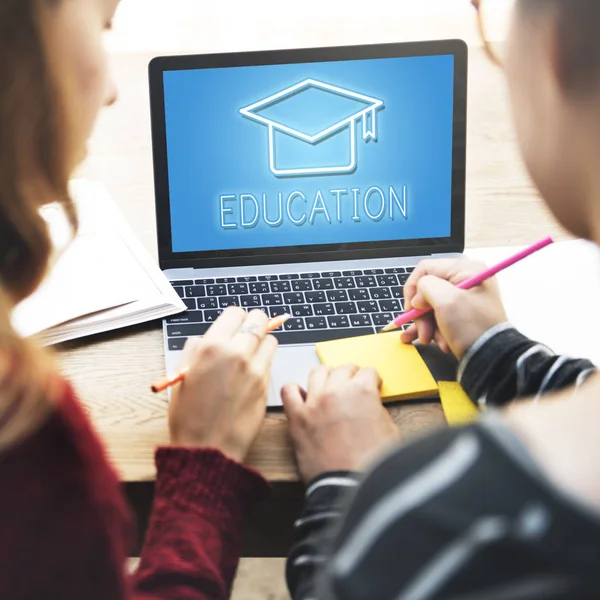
162, 53, 456, 256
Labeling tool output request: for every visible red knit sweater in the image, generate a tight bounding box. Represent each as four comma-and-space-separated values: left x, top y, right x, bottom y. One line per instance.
0, 380, 269, 599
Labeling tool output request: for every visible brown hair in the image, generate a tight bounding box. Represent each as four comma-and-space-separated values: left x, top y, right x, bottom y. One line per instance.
521, 0, 600, 94
0, 0, 76, 448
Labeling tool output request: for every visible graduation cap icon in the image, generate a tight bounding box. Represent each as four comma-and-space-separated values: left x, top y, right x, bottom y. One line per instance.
240, 79, 384, 177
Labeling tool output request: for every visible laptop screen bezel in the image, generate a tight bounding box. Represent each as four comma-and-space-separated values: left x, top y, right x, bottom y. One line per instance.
149, 40, 468, 270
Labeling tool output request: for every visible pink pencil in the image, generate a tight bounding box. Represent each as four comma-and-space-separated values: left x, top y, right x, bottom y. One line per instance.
379, 237, 554, 333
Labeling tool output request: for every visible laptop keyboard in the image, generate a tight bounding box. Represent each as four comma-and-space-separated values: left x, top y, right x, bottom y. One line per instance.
165, 267, 415, 350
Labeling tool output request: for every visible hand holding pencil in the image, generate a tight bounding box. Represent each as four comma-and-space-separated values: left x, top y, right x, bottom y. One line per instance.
398, 238, 552, 359
163, 307, 284, 462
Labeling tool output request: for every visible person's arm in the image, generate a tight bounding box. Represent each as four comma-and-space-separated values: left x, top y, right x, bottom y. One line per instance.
131, 448, 268, 600
458, 323, 596, 407
400, 258, 596, 406
288, 422, 600, 600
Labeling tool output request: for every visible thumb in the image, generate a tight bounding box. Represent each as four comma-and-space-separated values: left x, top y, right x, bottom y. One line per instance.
281, 383, 305, 420
412, 275, 462, 312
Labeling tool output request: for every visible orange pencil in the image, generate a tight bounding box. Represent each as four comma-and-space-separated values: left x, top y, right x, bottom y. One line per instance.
151, 313, 291, 393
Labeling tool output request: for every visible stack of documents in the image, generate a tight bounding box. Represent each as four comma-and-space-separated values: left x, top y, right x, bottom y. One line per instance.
11, 180, 186, 345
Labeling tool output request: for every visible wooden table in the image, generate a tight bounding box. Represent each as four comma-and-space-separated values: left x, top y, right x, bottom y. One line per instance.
57, 40, 568, 555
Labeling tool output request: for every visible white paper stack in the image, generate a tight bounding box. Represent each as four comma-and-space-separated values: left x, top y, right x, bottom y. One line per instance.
12, 179, 186, 345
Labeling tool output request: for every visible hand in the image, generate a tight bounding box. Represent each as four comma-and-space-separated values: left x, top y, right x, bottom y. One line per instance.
282, 365, 399, 483
400, 258, 508, 359
169, 307, 278, 462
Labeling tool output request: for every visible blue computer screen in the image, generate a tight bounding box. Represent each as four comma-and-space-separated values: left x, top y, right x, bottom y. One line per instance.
163, 54, 455, 253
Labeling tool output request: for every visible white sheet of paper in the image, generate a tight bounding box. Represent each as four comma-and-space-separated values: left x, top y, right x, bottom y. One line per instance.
467, 239, 600, 366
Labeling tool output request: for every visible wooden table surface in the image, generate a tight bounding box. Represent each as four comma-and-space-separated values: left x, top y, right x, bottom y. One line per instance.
57, 32, 567, 485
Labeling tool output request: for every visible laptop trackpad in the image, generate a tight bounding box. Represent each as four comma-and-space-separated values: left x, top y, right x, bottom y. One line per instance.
268, 345, 321, 407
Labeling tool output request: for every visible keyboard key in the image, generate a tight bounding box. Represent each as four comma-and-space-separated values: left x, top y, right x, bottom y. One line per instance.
197, 297, 218, 310
379, 298, 402, 313
314, 303, 335, 316
327, 290, 348, 302
350, 314, 372, 327
370, 288, 391, 300
256, 306, 269, 315
240, 295, 261, 307
228, 283, 248, 295
357, 301, 379, 313
206, 285, 226, 296
334, 277, 355, 289
342, 270, 363, 276
300, 272, 321, 279
321, 271, 341, 278
380, 299, 402, 312
172, 280, 194, 286
185, 285, 206, 298
384, 267, 406, 274
167, 323, 211, 337
236, 276, 257, 282
279, 274, 300, 280
283, 292, 304, 305
292, 280, 312, 292
168, 338, 187, 351
335, 302, 357, 315
356, 276, 376, 288
270, 281, 292, 293
167, 310, 205, 324
195, 278, 214, 285
391, 287, 404, 299
328, 315, 350, 328
216, 277, 236, 283
406, 267, 415, 273
258, 275, 279, 281
174, 287, 185, 298
250, 282, 269, 294
364, 269, 384, 275
372, 313, 394, 327
263, 294, 283, 306
219, 296, 239, 308
377, 275, 398, 287
306, 316, 328, 329
269, 305, 290, 318
204, 309, 223, 322
349, 289, 369, 301
292, 305, 313, 317
284, 318, 306, 331
313, 278, 334, 290
183, 298, 196, 310
398, 274, 410, 285
305, 290, 326, 303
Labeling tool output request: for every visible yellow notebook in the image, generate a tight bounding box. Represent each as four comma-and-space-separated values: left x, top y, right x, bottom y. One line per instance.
315, 333, 438, 403
438, 381, 480, 426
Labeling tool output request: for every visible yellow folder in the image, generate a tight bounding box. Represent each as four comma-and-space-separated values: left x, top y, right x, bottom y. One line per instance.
315, 333, 439, 403
438, 381, 480, 426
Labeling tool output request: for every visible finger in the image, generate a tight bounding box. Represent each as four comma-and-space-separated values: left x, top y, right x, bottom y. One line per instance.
417, 275, 464, 313
404, 259, 488, 308
251, 334, 279, 375
353, 366, 382, 390
281, 383, 306, 420
231, 309, 270, 357
400, 324, 418, 344
434, 331, 450, 354
307, 365, 331, 400
415, 313, 436, 345
203, 306, 247, 341
403, 259, 456, 309
328, 364, 360, 388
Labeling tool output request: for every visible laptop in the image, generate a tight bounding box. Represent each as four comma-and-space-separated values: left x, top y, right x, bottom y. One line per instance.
149, 40, 467, 406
